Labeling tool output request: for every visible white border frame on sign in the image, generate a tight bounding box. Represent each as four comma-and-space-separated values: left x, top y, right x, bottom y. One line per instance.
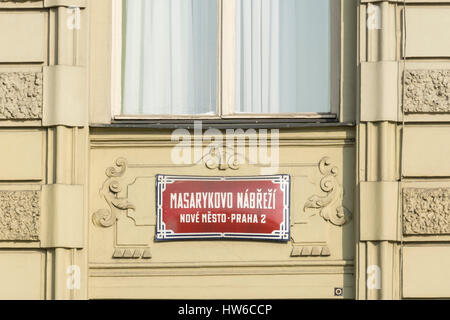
155, 175, 291, 242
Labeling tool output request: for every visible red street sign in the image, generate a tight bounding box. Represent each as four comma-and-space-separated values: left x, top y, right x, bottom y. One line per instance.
156, 175, 290, 241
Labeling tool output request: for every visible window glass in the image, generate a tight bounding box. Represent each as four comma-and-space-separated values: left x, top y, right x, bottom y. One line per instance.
234, 0, 331, 114
122, 0, 218, 115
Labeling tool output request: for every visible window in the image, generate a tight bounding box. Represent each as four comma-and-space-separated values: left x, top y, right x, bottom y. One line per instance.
112, 0, 340, 119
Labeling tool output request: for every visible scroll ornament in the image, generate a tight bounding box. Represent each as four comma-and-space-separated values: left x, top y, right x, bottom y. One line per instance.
304, 157, 352, 226
113, 247, 152, 260
204, 145, 240, 171
92, 158, 135, 228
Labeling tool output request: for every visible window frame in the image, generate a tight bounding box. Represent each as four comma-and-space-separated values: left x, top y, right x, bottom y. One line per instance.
111, 0, 342, 121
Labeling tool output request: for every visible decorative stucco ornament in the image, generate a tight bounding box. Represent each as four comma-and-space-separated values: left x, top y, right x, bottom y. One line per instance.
304, 157, 352, 227
0, 72, 42, 120
404, 70, 450, 113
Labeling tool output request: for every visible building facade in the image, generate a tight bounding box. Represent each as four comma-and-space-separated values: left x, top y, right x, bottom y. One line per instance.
0, 0, 449, 300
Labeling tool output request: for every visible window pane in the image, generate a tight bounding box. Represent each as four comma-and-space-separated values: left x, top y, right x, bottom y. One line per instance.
235, 0, 331, 114
122, 0, 218, 115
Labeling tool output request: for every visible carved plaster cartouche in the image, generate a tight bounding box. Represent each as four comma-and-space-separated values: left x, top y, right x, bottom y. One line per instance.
403, 188, 450, 235
0, 191, 40, 241
304, 157, 352, 226
404, 70, 450, 113
0, 72, 42, 120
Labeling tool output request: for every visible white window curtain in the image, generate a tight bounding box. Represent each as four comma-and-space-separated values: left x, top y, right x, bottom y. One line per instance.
235, 0, 331, 114
122, 0, 218, 115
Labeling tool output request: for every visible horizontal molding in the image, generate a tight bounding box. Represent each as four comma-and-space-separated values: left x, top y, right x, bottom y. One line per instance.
89, 129, 356, 145
0, 0, 87, 8
0, 11, 45, 62
0, 66, 89, 126
361, 61, 399, 122
403, 246, 450, 299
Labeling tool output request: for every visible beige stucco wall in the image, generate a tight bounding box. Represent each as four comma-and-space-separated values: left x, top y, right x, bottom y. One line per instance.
0, 0, 448, 300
